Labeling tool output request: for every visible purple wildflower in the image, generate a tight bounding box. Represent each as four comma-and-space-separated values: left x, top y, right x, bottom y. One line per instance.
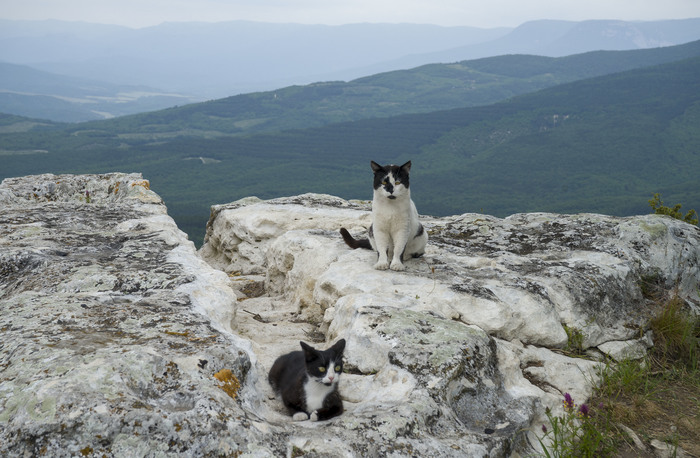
563, 392, 574, 410
578, 403, 589, 418
542, 424, 548, 434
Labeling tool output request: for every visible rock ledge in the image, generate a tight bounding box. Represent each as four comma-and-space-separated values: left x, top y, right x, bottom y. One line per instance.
2, 181, 699, 457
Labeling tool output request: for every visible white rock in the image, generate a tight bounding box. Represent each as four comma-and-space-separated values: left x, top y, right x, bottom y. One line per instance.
0, 174, 274, 457
598, 333, 653, 361
199, 193, 700, 456
650, 438, 689, 458
4, 182, 699, 457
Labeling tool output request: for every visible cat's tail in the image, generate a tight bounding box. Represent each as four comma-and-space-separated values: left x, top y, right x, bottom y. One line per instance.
340, 228, 372, 250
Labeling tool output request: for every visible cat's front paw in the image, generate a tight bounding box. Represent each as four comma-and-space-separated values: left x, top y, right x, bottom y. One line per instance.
374, 260, 389, 270
390, 260, 405, 271
309, 411, 319, 422
292, 412, 309, 421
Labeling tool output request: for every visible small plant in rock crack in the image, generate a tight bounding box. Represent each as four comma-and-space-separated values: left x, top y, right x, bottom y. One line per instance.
564, 325, 585, 356
536, 393, 612, 458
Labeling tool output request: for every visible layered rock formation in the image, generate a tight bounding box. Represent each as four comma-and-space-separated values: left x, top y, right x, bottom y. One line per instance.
2, 177, 699, 457
0, 174, 264, 456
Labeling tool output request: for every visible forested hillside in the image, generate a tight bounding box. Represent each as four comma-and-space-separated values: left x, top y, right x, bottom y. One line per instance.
1, 56, 699, 245
69, 39, 700, 136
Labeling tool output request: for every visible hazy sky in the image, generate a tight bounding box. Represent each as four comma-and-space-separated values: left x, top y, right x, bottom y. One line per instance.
2, 0, 700, 29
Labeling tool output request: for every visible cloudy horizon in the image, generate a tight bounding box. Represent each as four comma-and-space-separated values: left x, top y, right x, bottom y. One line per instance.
2, 0, 700, 29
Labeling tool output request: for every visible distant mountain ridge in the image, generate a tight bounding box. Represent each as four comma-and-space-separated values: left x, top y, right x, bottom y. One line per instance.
2, 18, 699, 101
5, 37, 700, 124
377, 18, 700, 71
0, 62, 198, 122
67, 39, 700, 135
0, 20, 509, 98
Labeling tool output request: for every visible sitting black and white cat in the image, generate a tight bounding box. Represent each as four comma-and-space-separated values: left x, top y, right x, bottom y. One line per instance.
340, 160, 427, 271
268, 339, 345, 421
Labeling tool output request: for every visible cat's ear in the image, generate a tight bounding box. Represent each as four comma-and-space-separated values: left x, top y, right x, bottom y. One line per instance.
330, 339, 346, 355
300, 341, 317, 361
400, 161, 412, 173
371, 161, 383, 173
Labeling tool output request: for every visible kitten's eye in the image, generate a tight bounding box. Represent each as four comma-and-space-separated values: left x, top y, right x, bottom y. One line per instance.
395, 181, 401, 185
382, 180, 388, 185
335, 365, 341, 372
319, 367, 326, 373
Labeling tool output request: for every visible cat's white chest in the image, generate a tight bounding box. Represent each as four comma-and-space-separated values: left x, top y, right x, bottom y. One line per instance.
304, 379, 333, 412
374, 201, 410, 228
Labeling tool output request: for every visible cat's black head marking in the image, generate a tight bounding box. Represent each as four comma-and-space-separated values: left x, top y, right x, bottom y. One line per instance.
371, 161, 411, 195
300, 339, 346, 385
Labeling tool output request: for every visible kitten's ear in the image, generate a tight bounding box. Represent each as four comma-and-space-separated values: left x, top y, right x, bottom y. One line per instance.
400, 161, 412, 173
331, 338, 346, 355
371, 161, 383, 173
300, 341, 317, 361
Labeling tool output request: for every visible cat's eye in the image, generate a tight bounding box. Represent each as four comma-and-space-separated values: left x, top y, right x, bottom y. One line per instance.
318, 367, 326, 373
382, 180, 388, 185
395, 181, 401, 185
335, 365, 341, 372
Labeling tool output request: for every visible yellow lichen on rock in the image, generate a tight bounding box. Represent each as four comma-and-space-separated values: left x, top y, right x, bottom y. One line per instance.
214, 369, 240, 400
131, 180, 151, 190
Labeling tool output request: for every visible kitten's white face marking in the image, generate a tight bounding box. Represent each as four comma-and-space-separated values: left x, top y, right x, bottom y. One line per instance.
305, 361, 340, 412
320, 361, 340, 386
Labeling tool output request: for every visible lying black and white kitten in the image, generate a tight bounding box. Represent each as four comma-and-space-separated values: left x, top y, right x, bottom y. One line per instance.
268, 339, 345, 421
340, 160, 427, 271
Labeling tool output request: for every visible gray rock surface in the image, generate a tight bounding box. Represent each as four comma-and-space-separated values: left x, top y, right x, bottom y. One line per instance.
2, 180, 699, 457
200, 193, 700, 456
0, 174, 270, 457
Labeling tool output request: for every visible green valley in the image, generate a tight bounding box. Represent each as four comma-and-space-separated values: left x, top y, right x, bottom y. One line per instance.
1, 47, 699, 245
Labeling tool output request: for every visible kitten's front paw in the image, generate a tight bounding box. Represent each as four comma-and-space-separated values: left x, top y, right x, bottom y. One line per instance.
390, 260, 405, 271
374, 260, 389, 270
292, 412, 309, 421
309, 411, 319, 422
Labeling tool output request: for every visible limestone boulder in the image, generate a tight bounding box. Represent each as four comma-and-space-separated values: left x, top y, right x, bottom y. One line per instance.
202, 194, 700, 349
0, 174, 274, 457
